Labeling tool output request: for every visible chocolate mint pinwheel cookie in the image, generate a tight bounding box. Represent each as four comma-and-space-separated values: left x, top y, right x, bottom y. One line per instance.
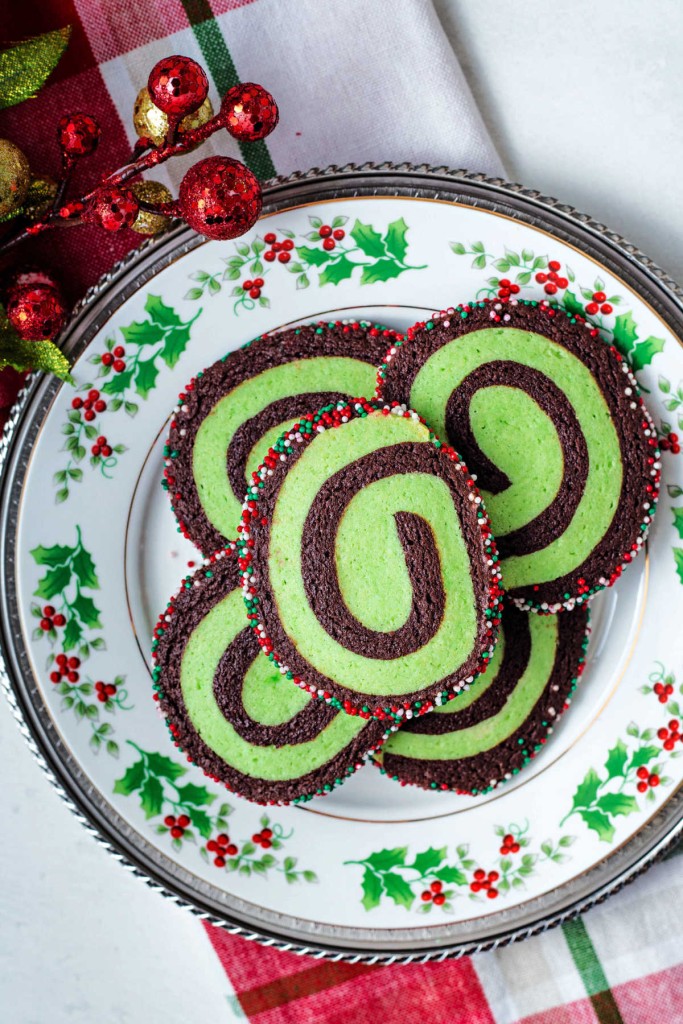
238, 399, 504, 722
152, 550, 389, 805
164, 320, 397, 553
377, 299, 659, 612
377, 602, 590, 795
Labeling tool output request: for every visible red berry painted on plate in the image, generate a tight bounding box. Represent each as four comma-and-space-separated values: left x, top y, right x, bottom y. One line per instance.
318, 225, 332, 238
586, 302, 599, 315
333, 229, 345, 240
535, 273, 547, 283
601, 303, 613, 315
322, 238, 335, 251
278, 251, 290, 263
544, 283, 558, 295
264, 232, 277, 244
548, 260, 561, 272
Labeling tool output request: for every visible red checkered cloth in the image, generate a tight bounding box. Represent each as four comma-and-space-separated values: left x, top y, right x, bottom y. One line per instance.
2, 2, 682, 1021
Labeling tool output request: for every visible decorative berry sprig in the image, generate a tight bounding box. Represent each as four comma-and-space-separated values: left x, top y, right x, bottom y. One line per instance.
0, 41, 278, 377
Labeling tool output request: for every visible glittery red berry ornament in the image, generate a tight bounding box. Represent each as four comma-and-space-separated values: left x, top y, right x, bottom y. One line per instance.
221, 82, 279, 142
178, 156, 262, 240
6, 284, 67, 341
57, 113, 101, 159
148, 56, 209, 120
84, 186, 139, 232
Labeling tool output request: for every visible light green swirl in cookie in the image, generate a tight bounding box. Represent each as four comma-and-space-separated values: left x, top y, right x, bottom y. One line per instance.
409, 328, 622, 589
193, 357, 376, 538
268, 411, 478, 696
181, 589, 366, 779
383, 614, 557, 759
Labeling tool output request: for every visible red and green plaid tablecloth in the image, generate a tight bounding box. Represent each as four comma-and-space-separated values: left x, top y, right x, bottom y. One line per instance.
1, 2, 681, 1021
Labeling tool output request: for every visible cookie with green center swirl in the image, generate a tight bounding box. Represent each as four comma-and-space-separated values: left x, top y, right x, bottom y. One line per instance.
164, 320, 398, 554
151, 549, 390, 805
238, 399, 504, 722
377, 299, 660, 613
376, 601, 590, 795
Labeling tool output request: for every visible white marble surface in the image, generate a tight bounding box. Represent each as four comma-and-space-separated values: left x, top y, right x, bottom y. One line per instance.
3, 2, 683, 1020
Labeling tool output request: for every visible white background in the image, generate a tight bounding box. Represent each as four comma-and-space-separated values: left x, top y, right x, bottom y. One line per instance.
2, 1, 683, 1020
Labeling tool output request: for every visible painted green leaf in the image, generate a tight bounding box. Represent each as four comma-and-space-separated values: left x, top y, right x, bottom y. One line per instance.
381, 870, 414, 910
450, 242, 466, 255
674, 548, 683, 585
120, 320, 164, 347
145, 294, 181, 329
34, 563, 72, 600
296, 245, 331, 267
360, 260, 404, 286
562, 291, 585, 319
630, 336, 665, 372
146, 752, 186, 781
471, 241, 485, 253
361, 869, 383, 911
102, 369, 134, 395
350, 220, 386, 259
0, 27, 71, 110
365, 847, 407, 872
72, 547, 99, 590
319, 256, 357, 287
113, 758, 146, 795
63, 616, 82, 651
505, 249, 521, 266
604, 739, 628, 778
672, 509, 683, 540
597, 793, 639, 818
571, 767, 601, 810
185, 288, 203, 300
628, 745, 661, 769
31, 543, 73, 567
409, 846, 447, 875
612, 311, 638, 356
72, 592, 102, 629
134, 358, 159, 399
187, 807, 213, 839
579, 808, 615, 843
493, 258, 510, 272
435, 865, 467, 886
659, 376, 672, 393
384, 218, 409, 262
472, 254, 486, 270
139, 776, 164, 819
175, 782, 216, 807
160, 327, 192, 369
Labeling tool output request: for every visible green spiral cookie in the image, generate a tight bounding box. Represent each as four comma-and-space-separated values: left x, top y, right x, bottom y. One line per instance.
377, 299, 659, 612
151, 550, 389, 805
164, 320, 397, 553
377, 601, 590, 795
238, 399, 504, 722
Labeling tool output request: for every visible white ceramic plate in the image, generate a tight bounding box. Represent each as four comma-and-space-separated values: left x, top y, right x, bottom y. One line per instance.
2, 166, 682, 961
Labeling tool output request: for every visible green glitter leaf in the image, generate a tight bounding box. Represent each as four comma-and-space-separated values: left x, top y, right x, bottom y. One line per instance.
597, 793, 638, 818
384, 217, 409, 262
604, 739, 628, 778
350, 220, 386, 259
409, 846, 447, 875
630, 335, 665, 372
360, 869, 383, 911
381, 870, 415, 910
578, 808, 615, 843
0, 26, 71, 110
319, 255, 356, 287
